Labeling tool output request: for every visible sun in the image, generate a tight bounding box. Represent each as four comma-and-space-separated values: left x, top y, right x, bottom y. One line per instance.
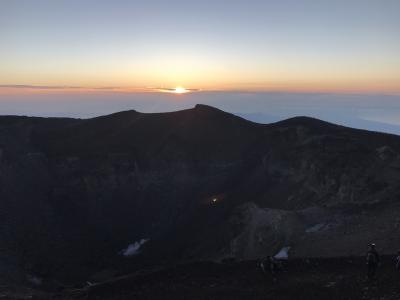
173, 86, 189, 94
156, 86, 194, 94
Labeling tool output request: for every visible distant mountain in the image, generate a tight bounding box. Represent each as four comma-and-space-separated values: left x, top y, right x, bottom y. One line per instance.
1, 104, 400, 285
237, 112, 400, 136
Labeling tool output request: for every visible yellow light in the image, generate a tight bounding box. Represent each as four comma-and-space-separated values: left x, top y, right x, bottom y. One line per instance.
174, 86, 188, 94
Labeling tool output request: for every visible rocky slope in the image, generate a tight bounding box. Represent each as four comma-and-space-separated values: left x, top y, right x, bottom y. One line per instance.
1, 104, 400, 285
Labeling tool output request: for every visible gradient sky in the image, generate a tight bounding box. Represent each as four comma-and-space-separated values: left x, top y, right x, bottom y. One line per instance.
1, 0, 400, 93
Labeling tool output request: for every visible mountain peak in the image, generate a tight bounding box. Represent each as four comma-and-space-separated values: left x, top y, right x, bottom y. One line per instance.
192, 104, 243, 121
193, 104, 224, 113
194, 104, 217, 110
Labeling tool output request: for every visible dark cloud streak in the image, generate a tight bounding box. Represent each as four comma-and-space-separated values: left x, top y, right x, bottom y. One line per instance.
0, 84, 82, 89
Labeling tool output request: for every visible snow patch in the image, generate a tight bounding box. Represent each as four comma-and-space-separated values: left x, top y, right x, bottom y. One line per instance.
274, 246, 290, 260
27, 275, 42, 286
306, 223, 326, 233
121, 239, 149, 256
306, 222, 339, 233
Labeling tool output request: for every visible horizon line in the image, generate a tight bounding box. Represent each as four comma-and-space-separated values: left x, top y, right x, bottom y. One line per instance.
1, 84, 399, 96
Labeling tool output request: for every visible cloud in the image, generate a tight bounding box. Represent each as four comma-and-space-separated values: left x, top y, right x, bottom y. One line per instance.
0, 85, 202, 93
0, 85, 132, 95
149, 87, 201, 93
0, 84, 83, 89
92, 86, 120, 90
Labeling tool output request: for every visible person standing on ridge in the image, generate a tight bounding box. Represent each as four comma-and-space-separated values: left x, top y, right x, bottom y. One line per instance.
366, 243, 380, 280
395, 251, 400, 271
259, 256, 279, 283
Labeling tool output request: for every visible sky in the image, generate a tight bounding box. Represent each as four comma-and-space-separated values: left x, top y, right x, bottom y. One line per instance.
1, 0, 400, 92
1, 0, 400, 133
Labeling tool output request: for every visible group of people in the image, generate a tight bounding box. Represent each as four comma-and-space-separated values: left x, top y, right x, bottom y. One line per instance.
260, 243, 400, 282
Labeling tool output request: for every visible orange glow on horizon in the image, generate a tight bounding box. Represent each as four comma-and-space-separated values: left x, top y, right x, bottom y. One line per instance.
0, 80, 399, 96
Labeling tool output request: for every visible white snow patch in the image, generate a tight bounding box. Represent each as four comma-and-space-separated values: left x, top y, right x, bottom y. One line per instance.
274, 246, 290, 260
27, 275, 42, 286
306, 223, 326, 233
121, 239, 149, 256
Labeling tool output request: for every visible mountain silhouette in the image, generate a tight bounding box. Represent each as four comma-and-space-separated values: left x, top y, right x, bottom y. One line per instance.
1, 105, 400, 284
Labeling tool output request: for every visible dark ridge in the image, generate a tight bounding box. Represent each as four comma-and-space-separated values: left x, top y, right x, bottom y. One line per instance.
0, 115, 77, 125
272, 115, 400, 142
271, 116, 339, 128
272, 119, 400, 158
272, 115, 400, 137
90, 109, 139, 119
194, 103, 224, 112
32, 104, 263, 158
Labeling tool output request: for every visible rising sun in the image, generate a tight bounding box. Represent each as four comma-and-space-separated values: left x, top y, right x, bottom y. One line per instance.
173, 86, 189, 94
